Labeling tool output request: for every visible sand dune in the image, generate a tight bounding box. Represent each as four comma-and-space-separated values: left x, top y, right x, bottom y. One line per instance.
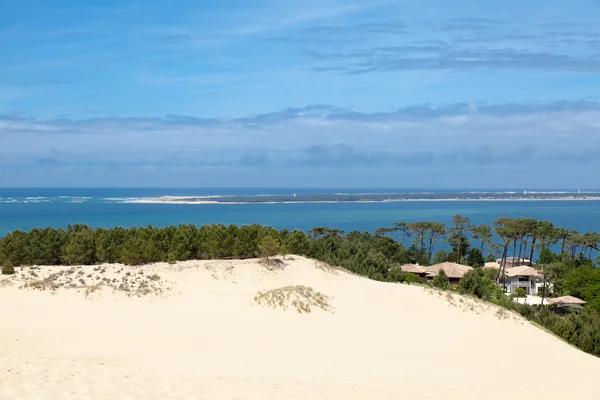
1, 256, 598, 399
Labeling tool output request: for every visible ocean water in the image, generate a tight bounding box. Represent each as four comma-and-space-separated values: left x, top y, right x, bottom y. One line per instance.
1, 188, 600, 237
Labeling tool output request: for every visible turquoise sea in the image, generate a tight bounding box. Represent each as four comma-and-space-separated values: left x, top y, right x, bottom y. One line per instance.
1, 188, 600, 237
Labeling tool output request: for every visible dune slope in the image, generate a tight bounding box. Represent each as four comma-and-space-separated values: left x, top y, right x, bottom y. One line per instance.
1, 256, 598, 400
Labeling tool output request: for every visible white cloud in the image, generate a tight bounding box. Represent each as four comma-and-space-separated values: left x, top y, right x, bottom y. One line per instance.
2, 102, 600, 174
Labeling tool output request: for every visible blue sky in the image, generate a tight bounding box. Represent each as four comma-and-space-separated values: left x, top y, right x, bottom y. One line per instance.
1, 0, 600, 188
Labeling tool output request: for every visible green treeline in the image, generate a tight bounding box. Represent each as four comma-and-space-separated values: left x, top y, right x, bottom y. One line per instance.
1, 217, 599, 356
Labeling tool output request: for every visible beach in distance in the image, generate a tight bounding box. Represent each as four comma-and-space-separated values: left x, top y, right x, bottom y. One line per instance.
129, 190, 600, 204
1, 188, 600, 236
1, 256, 599, 399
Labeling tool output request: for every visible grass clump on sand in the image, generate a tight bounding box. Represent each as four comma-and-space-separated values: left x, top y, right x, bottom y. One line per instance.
254, 285, 332, 313
2, 261, 15, 275
495, 308, 509, 320
15, 267, 168, 298
23, 278, 62, 291
85, 283, 103, 298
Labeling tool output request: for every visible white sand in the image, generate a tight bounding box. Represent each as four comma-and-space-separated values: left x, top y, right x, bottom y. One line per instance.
1, 256, 598, 399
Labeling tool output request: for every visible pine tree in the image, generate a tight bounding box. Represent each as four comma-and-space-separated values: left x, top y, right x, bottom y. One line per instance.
258, 236, 280, 261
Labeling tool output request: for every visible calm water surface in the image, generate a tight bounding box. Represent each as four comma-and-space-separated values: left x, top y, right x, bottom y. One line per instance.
1, 188, 599, 236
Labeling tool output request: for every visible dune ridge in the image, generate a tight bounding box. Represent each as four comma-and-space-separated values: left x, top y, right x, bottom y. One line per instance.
1, 256, 598, 399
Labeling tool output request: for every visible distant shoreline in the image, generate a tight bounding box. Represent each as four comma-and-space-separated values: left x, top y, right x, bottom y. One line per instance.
3, 190, 600, 205
130, 194, 600, 205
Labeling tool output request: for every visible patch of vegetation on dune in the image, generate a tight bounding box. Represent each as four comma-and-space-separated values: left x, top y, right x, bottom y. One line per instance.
254, 285, 332, 313
15, 266, 168, 297
23, 278, 63, 291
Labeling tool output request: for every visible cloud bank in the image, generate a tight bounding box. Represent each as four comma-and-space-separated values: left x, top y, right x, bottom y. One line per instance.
296, 18, 600, 74
1, 101, 599, 187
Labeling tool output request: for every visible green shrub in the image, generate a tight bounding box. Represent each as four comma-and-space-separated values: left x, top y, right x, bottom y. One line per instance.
387, 268, 407, 283
433, 270, 449, 290
459, 269, 502, 301
573, 308, 600, 354
514, 288, 526, 297
2, 260, 15, 275
416, 276, 431, 286
515, 303, 533, 319
465, 248, 485, 268
404, 272, 417, 284
481, 267, 499, 281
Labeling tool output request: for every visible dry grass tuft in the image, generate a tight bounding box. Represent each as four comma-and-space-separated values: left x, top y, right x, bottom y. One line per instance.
254, 285, 332, 313
204, 261, 237, 282
114, 278, 167, 297
444, 291, 458, 307
22, 279, 62, 291
85, 283, 103, 298
11, 265, 170, 298
0, 277, 14, 287
314, 260, 339, 275
259, 257, 286, 271
495, 308, 509, 320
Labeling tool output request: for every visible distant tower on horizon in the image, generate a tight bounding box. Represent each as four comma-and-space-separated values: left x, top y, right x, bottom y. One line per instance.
524, 189, 527, 195
578, 189, 581, 195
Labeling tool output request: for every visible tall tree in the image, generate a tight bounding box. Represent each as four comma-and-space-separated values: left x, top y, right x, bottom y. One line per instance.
494, 217, 516, 282
258, 236, 280, 261
393, 221, 412, 244
426, 222, 446, 264
538, 222, 558, 249
283, 229, 310, 255
471, 223, 493, 255
409, 222, 429, 251
554, 227, 570, 254
567, 230, 582, 259
581, 232, 600, 260
308, 227, 344, 239
528, 220, 551, 266
374, 227, 396, 237
62, 226, 96, 265
447, 215, 472, 263
516, 217, 537, 264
